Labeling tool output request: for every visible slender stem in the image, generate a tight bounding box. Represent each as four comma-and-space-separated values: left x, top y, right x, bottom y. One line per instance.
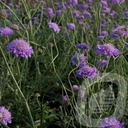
0, 47, 35, 128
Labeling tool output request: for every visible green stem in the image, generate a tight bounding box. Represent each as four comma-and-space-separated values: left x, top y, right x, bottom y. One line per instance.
0, 47, 35, 128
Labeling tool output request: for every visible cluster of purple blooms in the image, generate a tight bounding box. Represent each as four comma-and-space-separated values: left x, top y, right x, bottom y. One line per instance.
71, 43, 98, 79
71, 42, 121, 79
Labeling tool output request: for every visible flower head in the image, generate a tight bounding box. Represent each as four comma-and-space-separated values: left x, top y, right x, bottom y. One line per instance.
78, 4, 89, 10
110, 25, 125, 39
96, 43, 121, 58
107, 0, 125, 4
69, 0, 78, 5
48, 22, 60, 33
62, 95, 68, 103
71, 53, 86, 67
46, 7, 55, 19
0, 27, 13, 36
56, 10, 62, 15
6, 39, 34, 58
76, 43, 90, 51
96, 60, 108, 67
76, 65, 98, 78
0, 106, 12, 125
72, 85, 79, 91
72, 10, 81, 16
67, 23, 75, 30
83, 11, 92, 18
100, 117, 124, 128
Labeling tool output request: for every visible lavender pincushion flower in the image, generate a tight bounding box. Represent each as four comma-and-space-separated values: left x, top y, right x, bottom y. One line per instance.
48, 22, 60, 33
0, 106, 12, 125
67, 23, 75, 30
96, 43, 121, 58
76, 43, 90, 51
76, 65, 98, 78
96, 60, 108, 67
6, 39, 34, 58
100, 117, 124, 128
97, 31, 108, 41
110, 25, 125, 39
46, 7, 55, 19
0, 27, 13, 36
69, 0, 78, 5
83, 11, 92, 18
71, 53, 86, 67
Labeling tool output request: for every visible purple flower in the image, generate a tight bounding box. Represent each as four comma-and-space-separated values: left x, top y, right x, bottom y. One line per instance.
97, 36, 105, 41
107, 0, 125, 4
110, 10, 119, 18
67, 23, 75, 30
72, 85, 79, 91
56, 10, 62, 15
97, 31, 108, 41
76, 43, 90, 51
87, 0, 93, 4
96, 60, 108, 67
48, 22, 60, 33
62, 95, 68, 102
46, 7, 55, 19
78, 4, 89, 10
0, 27, 13, 36
54, 2, 62, 9
110, 25, 126, 39
83, 11, 92, 18
102, 7, 111, 13
71, 53, 86, 67
96, 43, 121, 58
101, 19, 108, 29
76, 15, 84, 20
100, 31, 108, 36
6, 38, 34, 58
100, 117, 124, 128
0, 106, 12, 125
69, 0, 78, 5
76, 65, 98, 78
124, 10, 128, 18
72, 10, 81, 16
100, 0, 108, 7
